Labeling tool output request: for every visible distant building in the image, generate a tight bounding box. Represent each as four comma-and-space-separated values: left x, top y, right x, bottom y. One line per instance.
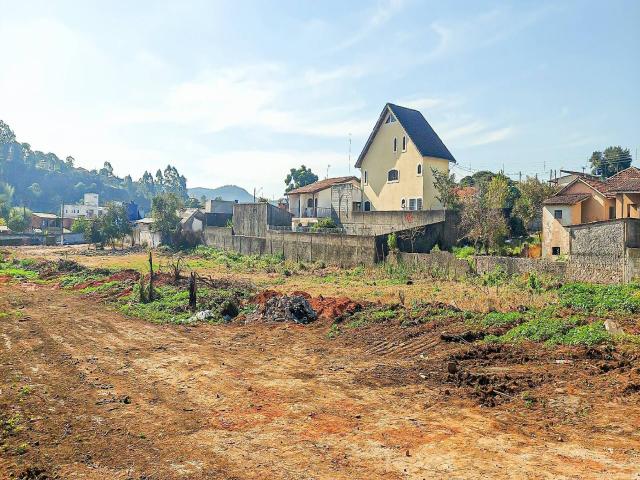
204, 199, 236, 214
285, 176, 361, 226
30, 212, 62, 232
63, 193, 106, 220
549, 170, 599, 188
542, 166, 640, 257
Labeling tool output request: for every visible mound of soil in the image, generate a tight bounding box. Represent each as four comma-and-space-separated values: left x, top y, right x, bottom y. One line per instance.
254, 295, 318, 324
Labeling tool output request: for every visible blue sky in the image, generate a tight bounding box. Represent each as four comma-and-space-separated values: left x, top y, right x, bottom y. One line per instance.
1, 0, 638, 198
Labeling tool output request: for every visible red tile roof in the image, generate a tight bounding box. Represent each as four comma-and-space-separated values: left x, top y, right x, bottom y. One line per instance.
542, 193, 591, 205
286, 176, 359, 195
604, 167, 640, 192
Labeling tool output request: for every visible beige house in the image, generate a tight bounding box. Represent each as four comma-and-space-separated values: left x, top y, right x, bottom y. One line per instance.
542, 167, 640, 257
286, 176, 361, 226
355, 103, 456, 211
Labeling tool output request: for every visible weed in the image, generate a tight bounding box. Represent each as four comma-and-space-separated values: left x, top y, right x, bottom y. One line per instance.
15, 443, 29, 455
480, 311, 522, 328
499, 315, 580, 343
521, 391, 536, 408
559, 282, 640, 313
19, 385, 32, 397
553, 321, 611, 346
3, 413, 22, 435
326, 323, 340, 339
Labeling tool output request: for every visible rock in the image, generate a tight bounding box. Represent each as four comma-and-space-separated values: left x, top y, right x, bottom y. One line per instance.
194, 310, 213, 321
447, 362, 458, 374
604, 319, 624, 335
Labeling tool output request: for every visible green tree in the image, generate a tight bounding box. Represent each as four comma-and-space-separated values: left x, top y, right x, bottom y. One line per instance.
100, 203, 132, 248
459, 182, 509, 253
589, 146, 632, 178
285, 165, 318, 192
71, 217, 90, 233
459, 170, 495, 188
84, 219, 105, 247
7, 207, 31, 232
512, 176, 558, 234
431, 168, 459, 210
0, 182, 14, 219
151, 193, 183, 245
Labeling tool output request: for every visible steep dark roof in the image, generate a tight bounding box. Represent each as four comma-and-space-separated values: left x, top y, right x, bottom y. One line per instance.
285, 176, 359, 195
355, 103, 455, 168
542, 193, 591, 205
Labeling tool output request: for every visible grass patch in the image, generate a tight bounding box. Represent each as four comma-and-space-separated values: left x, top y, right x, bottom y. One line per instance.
480, 311, 522, 328
499, 315, 581, 343
553, 321, 610, 346
0, 260, 38, 280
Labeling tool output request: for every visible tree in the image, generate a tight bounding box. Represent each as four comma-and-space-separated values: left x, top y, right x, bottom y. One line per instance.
71, 217, 90, 234
459, 170, 495, 188
0, 182, 14, 219
185, 197, 202, 208
589, 146, 632, 178
7, 207, 31, 232
100, 203, 132, 248
84, 219, 105, 247
431, 168, 459, 210
459, 183, 509, 253
285, 165, 318, 192
0, 120, 16, 144
485, 174, 510, 209
513, 176, 558, 234
151, 193, 183, 244
100, 161, 114, 177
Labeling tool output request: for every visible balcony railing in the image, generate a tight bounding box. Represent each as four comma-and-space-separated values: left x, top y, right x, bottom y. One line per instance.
290, 206, 332, 218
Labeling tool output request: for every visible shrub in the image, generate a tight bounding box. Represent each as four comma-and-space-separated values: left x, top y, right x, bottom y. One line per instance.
499, 315, 580, 343
387, 232, 398, 251
555, 321, 610, 346
453, 246, 475, 259
311, 217, 337, 232
481, 311, 522, 328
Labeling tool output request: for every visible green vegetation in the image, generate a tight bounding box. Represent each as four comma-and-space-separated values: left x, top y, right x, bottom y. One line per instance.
453, 246, 475, 259
310, 217, 337, 231
480, 311, 522, 328
559, 282, 640, 313
0, 258, 38, 280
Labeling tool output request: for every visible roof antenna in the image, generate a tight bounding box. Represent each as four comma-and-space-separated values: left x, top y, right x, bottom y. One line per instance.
348, 133, 352, 174
326, 164, 330, 179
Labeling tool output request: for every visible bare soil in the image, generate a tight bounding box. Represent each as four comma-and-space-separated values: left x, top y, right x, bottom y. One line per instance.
1, 282, 640, 479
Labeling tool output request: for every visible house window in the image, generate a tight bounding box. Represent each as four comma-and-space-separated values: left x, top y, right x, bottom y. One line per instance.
417, 163, 422, 176
393, 137, 397, 153
401, 198, 406, 210
609, 206, 616, 219
307, 198, 314, 208
402, 136, 407, 152
552, 247, 561, 256
417, 198, 423, 210
364, 170, 368, 185
385, 113, 396, 124
387, 169, 399, 182
554, 209, 562, 219
409, 198, 416, 210
364, 201, 371, 211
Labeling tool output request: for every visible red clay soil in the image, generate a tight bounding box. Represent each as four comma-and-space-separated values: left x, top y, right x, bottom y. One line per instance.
70, 269, 140, 291
1, 282, 639, 479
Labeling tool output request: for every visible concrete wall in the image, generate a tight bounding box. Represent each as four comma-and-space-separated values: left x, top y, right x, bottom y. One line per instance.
205, 199, 235, 214
203, 226, 378, 266
205, 212, 233, 227
342, 209, 446, 235
233, 203, 293, 238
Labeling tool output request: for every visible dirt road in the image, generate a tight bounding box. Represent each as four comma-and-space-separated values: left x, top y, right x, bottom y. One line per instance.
1, 282, 638, 479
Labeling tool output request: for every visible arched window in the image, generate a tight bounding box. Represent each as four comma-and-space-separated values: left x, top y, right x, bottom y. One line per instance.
364, 201, 371, 211
364, 170, 368, 185
401, 198, 406, 210
402, 135, 407, 152
417, 163, 422, 175
387, 169, 399, 182
393, 137, 397, 152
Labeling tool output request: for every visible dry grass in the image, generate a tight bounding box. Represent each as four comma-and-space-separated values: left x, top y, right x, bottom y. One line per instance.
7, 245, 556, 312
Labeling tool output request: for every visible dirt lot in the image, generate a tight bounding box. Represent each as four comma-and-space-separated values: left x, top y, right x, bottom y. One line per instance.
1, 279, 639, 480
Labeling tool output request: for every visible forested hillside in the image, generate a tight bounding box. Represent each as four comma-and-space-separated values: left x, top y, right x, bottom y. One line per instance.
0, 120, 187, 214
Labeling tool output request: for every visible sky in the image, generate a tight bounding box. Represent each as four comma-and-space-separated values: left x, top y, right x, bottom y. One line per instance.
1, 0, 638, 199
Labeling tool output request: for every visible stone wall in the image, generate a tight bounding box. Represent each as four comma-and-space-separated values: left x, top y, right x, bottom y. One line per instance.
203, 226, 234, 250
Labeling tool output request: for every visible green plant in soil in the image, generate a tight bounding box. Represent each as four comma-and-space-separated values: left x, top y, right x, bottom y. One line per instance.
558, 282, 640, 313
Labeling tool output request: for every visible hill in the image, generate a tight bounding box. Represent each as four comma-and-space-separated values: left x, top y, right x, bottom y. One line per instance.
0, 120, 188, 215
188, 185, 254, 203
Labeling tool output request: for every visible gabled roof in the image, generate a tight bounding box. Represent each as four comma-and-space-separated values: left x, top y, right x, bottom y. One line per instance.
286, 176, 359, 195
604, 166, 640, 192
355, 103, 456, 168
32, 212, 60, 219
557, 176, 612, 198
542, 193, 591, 205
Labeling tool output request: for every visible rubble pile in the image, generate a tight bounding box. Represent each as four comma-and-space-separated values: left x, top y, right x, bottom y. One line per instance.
260, 295, 318, 324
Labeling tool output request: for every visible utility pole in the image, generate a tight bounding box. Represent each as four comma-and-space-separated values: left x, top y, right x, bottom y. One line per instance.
518, 171, 522, 183
326, 164, 330, 179
60, 203, 64, 246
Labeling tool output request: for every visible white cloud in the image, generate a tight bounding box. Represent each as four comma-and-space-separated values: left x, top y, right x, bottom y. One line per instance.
332, 0, 406, 51
468, 127, 514, 146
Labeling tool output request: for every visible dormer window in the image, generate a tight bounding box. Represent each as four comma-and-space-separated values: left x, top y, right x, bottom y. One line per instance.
402, 136, 407, 152
387, 169, 399, 183
393, 137, 397, 152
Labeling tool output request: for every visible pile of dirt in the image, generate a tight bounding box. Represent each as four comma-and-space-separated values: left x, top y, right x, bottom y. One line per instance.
251, 289, 280, 304
303, 294, 364, 321
253, 295, 318, 324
